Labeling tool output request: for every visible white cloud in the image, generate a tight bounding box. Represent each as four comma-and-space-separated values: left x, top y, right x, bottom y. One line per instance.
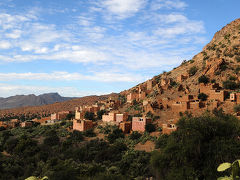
151, 0, 187, 10
0, 71, 146, 83
0, 41, 11, 49
5, 29, 22, 39
154, 19, 205, 38
100, 0, 147, 18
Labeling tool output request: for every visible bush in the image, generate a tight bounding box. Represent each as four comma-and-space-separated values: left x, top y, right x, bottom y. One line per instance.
84, 111, 95, 121
229, 75, 237, 81
84, 129, 96, 137
188, 66, 198, 76
198, 93, 208, 101
234, 105, 240, 113
129, 131, 142, 140
235, 56, 240, 62
223, 80, 239, 90
97, 110, 106, 120
145, 123, 156, 133
198, 75, 209, 84
107, 129, 124, 144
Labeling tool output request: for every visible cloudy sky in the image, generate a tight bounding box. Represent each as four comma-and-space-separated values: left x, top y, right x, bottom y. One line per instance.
0, 0, 239, 97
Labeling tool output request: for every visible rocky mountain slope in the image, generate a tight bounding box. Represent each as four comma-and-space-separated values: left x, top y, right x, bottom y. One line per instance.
118, 18, 240, 124
0, 93, 72, 109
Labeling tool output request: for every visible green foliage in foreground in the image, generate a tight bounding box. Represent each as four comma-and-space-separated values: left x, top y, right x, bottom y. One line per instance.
217, 160, 240, 180
0, 124, 152, 180
151, 111, 240, 180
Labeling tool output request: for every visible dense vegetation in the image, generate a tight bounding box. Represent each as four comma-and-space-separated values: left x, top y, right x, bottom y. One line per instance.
0, 122, 152, 180
152, 110, 240, 180
1, 110, 240, 179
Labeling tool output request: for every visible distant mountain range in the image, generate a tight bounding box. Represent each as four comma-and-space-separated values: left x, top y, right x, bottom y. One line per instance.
0, 93, 73, 109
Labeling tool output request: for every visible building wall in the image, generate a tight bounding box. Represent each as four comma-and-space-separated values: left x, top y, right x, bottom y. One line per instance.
147, 80, 153, 91
172, 102, 189, 113
120, 122, 132, 134
116, 113, 128, 123
132, 117, 151, 132
102, 113, 117, 122
209, 90, 227, 102
162, 124, 177, 134
73, 119, 93, 131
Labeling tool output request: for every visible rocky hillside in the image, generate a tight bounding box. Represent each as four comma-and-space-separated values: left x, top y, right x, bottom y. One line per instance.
118, 18, 240, 123
0, 93, 73, 110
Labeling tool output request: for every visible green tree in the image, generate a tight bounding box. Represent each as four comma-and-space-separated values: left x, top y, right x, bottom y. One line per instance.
151, 113, 240, 180
198, 93, 208, 101
198, 75, 210, 84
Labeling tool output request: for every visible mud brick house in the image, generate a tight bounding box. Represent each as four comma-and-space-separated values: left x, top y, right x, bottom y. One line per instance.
116, 112, 128, 123
75, 107, 85, 120
102, 112, 118, 122
51, 111, 71, 121
176, 74, 188, 83
199, 83, 220, 95
172, 101, 189, 113
209, 89, 228, 102
147, 80, 153, 91
162, 123, 177, 134
119, 121, 132, 134
73, 119, 93, 132
8, 119, 20, 128
20, 121, 33, 127
127, 92, 139, 103
230, 92, 240, 104
206, 99, 220, 110
132, 116, 151, 132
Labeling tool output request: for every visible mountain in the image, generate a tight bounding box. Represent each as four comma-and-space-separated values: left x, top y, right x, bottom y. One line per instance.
0, 93, 73, 109
118, 18, 240, 123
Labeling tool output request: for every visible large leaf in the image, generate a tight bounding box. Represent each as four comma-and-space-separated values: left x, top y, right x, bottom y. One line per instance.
217, 163, 232, 172
25, 177, 38, 180
217, 176, 232, 180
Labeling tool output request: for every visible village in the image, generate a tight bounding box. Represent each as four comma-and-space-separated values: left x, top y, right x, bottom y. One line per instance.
1, 71, 240, 137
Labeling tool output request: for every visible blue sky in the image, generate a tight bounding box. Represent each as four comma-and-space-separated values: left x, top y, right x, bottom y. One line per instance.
0, 0, 239, 97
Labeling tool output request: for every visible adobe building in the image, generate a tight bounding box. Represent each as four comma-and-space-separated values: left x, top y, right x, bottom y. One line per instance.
132, 116, 151, 132
162, 123, 177, 134
127, 92, 138, 103
73, 119, 93, 132
172, 101, 189, 113
209, 89, 228, 102
119, 121, 132, 134
147, 80, 153, 91
51, 111, 71, 121
102, 112, 118, 123
116, 112, 128, 123
177, 74, 188, 83
21, 121, 33, 128
199, 83, 221, 95
230, 92, 240, 104
75, 107, 85, 120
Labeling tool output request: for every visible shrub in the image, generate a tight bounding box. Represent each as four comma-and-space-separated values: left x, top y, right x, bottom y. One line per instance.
235, 56, 240, 62
223, 80, 239, 90
198, 75, 209, 84
145, 123, 156, 133
129, 131, 142, 140
234, 105, 240, 113
188, 66, 198, 76
198, 93, 208, 101
84, 128, 96, 137
229, 75, 237, 81
84, 111, 95, 121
